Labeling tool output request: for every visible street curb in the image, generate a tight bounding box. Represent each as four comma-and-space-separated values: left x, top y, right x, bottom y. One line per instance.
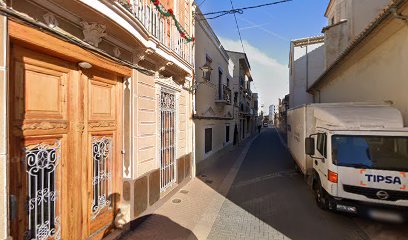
116, 135, 259, 240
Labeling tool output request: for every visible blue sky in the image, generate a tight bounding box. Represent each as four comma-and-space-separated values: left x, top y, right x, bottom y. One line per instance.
197, 0, 329, 108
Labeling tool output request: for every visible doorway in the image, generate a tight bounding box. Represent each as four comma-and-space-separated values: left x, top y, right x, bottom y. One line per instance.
9, 44, 123, 239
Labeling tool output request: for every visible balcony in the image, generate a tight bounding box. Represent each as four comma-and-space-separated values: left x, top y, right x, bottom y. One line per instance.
239, 102, 251, 115
114, 0, 193, 66
215, 84, 232, 105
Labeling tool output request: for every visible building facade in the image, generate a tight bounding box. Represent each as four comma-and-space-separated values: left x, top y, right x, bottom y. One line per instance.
0, 0, 195, 239
226, 50, 257, 141
277, 94, 289, 131
269, 105, 275, 124
309, 0, 408, 125
323, 0, 391, 67
193, 5, 236, 165
288, 36, 325, 108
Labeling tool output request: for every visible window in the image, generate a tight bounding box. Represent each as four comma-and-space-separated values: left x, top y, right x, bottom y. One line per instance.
225, 125, 230, 143
227, 78, 230, 87
317, 133, 327, 158
91, 136, 113, 218
218, 69, 223, 99
331, 17, 335, 25
25, 141, 61, 239
332, 135, 408, 171
205, 128, 212, 153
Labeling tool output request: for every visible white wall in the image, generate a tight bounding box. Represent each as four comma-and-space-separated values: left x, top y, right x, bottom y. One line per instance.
0, 14, 9, 240
194, 11, 236, 163
351, 0, 391, 39
324, 0, 390, 67
317, 26, 408, 125
290, 41, 325, 109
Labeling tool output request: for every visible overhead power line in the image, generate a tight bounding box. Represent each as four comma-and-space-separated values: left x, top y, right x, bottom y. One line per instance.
229, 0, 246, 54
201, 0, 292, 20
198, 0, 208, 7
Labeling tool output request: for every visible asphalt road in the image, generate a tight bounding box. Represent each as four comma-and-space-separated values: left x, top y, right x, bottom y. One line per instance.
220, 127, 408, 240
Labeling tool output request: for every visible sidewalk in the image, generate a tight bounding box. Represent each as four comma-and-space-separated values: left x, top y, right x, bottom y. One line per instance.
120, 136, 258, 240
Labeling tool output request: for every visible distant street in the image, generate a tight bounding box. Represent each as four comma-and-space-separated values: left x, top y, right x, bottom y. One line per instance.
123, 127, 408, 240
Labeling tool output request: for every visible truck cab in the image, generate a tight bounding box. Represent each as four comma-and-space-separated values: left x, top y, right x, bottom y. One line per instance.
289, 103, 408, 221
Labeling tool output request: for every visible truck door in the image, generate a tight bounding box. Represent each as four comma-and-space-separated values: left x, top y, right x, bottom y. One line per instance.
315, 132, 329, 185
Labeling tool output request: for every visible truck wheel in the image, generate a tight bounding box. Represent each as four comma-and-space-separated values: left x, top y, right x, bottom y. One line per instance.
313, 179, 329, 210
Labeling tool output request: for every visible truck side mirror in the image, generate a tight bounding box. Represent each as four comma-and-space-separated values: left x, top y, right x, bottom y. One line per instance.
305, 137, 315, 156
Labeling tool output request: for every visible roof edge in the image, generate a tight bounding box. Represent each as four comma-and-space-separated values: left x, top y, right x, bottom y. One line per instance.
309, 0, 407, 92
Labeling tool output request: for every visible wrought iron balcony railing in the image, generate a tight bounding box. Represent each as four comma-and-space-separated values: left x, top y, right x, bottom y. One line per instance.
115, 0, 193, 65
223, 85, 232, 104
216, 84, 232, 105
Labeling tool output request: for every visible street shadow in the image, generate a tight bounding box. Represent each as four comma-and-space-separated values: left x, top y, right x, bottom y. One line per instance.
197, 128, 408, 240
124, 214, 198, 240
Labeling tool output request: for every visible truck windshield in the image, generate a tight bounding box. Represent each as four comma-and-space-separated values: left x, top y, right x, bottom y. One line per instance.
332, 135, 408, 171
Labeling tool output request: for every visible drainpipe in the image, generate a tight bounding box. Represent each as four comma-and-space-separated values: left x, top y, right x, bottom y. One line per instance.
191, 78, 196, 177
0, 14, 10, 240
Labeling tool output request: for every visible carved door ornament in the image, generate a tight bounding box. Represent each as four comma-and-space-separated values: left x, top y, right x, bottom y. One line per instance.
80, 21, 107, 47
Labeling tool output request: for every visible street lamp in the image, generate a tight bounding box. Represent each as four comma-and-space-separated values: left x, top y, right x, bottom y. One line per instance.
189, 63, 213, 92
199, 62, 213, 79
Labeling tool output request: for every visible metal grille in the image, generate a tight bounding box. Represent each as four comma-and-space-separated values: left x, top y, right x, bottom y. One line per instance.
91, 136, 112, 219
24, 141, 61, 240
160, 91, 176, 192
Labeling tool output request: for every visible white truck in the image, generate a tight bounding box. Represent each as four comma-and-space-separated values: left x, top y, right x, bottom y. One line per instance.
287, 103, 408, 222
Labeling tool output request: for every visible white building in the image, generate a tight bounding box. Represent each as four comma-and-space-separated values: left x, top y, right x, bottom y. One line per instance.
289, 36, 325, 108
309, 0, 408, 125
269, 105, 275, 123
323, 0, 392, 67
193, 5, 236, 167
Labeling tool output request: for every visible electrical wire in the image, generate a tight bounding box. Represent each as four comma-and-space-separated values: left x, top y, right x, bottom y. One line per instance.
201, 0, 292, 20
198, 0, 208, 7
229, 0, 246, 54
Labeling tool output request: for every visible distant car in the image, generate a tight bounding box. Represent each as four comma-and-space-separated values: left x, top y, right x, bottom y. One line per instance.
263, 122, 268, 127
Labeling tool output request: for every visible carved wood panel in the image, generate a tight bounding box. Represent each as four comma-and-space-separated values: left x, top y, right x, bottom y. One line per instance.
84, 69, 122, 238
9, 45, 72, 240
9, 44, 124, 240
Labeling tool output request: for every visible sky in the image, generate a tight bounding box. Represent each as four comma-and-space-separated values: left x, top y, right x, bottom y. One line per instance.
197, 0, 329, 109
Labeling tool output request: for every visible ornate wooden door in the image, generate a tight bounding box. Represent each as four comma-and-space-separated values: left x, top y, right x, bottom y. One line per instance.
84, 69, 122, 239
9, 44, 123, 240
9, 45, 73, 240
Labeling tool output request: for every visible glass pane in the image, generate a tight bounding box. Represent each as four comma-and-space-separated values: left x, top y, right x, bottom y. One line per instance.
25, 141, 61, 240
91, 136, 112, 218
332, 135, 408, 171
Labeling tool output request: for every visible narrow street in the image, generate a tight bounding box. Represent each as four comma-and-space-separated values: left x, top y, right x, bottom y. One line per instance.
123, 128, 408, 240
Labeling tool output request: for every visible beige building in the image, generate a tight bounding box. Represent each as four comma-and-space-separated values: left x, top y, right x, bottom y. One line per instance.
193, 6, 236, 166
227, 50, 257, 141
309, 0, 408, 125
193, 7, 258, 167
323, 0, 392, 67
0, 0, 194, 239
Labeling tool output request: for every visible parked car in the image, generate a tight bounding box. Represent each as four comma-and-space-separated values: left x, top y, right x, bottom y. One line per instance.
263, 122, 268, 127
